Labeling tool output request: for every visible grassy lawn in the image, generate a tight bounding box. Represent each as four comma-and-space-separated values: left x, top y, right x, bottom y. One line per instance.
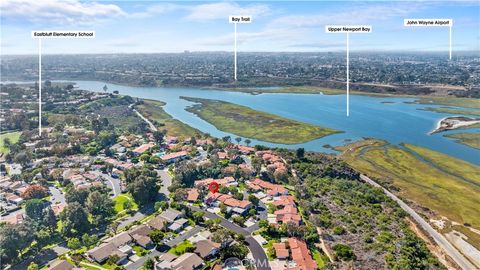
113, 194, 138, 213
0, 131, 21, 154
181, 97, 340, 144
135, 99, 201, 139
338, 139, 480, 233
444, 133, 480, 150
133, 245, 148, 256
169, 240, 194, 255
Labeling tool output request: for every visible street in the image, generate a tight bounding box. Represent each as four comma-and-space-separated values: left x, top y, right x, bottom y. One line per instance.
188, 206, 271, 270
49, 185, 66, 204
157, 169, 172, 197
91, 170, 121, 197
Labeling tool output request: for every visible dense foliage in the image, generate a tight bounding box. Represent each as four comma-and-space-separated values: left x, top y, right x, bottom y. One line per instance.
288, 152, 443, 269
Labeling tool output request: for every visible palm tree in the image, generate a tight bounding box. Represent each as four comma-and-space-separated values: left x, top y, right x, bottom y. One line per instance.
235, 137, 242, 144
245, 139, 251, 146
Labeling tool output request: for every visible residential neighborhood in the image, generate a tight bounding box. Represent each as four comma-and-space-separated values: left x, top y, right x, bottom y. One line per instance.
0, 76, 450, 270
0, 82, 323, 270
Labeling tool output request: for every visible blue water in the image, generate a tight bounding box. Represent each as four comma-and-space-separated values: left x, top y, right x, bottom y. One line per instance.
7, 80, 478, 164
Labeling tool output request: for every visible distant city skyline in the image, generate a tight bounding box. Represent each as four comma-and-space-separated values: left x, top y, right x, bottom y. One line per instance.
1, 0, 479, 54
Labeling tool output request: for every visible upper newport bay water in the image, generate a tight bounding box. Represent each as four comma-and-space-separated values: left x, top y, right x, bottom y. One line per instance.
4, 80, 479, 164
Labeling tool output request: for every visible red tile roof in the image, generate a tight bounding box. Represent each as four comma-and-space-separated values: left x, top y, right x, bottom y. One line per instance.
273, 242, 289, 258
207, 193, 251, 209
275, 204, 301, 225
288, 238, 317, 270
52, 203, 66, 216
235, 145, 255, 154
195, 176, 236, 187
250, 178, 288, 195
133, 143, 155, 154
161, 151, 188, 161
272, 196, 296, 207
186, 189, 199, 202
217, 152, 228, 159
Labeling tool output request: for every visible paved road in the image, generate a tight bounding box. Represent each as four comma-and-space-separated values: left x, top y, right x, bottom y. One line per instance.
117, 207, 150, 230
188, 206, 271, 270
125, 249, 162, 270
2, 184, 67, 222
91, 170, 121, 197
194, 146, 208, 162
360, 174, 475, 270
157, 169, 172, 197
130, 104, 157, 132
49, 185, 66, 204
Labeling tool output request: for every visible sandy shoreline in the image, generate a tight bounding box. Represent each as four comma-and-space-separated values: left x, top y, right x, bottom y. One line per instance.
430, 116, 480, 134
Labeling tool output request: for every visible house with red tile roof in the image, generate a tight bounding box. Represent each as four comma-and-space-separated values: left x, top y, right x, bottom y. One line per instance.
273, 242, 289, 260
248, 178, 288, 197
132, 143, 156, 155
233, 144, 255, 154
161, 151, 188, 164
246, 182, 262, 192
217, 152, 228, 159
272, 195, 296, 207
194, 176, 237, 188
288, 238, 317, 270
52, 203, 66, 216
205, 193, 252, 215
186, 189, 199, 202
274, 205, 302, 225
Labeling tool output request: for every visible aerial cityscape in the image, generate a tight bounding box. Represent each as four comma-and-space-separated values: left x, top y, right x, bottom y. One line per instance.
0, 1, 479, 270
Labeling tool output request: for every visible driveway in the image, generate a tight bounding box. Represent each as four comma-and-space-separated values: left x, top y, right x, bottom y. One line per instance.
165, 226, 202, 247
187, 206, 271, 270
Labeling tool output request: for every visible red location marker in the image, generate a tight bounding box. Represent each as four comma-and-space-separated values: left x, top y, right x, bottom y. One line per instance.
208, 181, 220, 193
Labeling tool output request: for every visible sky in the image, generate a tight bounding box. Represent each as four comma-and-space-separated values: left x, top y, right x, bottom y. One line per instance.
1, 0, 479, 54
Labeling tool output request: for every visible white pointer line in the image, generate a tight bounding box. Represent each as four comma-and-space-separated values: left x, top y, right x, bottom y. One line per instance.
346, 32, 350, 117
449, 25, 452, 60
234, 22, 237, 81
38, 39, 42, 136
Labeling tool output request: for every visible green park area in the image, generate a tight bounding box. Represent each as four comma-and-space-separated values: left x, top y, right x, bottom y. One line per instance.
0, 131, 22, 154
113, 194, 138, 214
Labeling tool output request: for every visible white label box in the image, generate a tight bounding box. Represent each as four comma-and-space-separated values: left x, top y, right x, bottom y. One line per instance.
229, 16, 252, 24
325, 25, 372, 33
404, 19, 452, 27
32, 30, 95, 38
